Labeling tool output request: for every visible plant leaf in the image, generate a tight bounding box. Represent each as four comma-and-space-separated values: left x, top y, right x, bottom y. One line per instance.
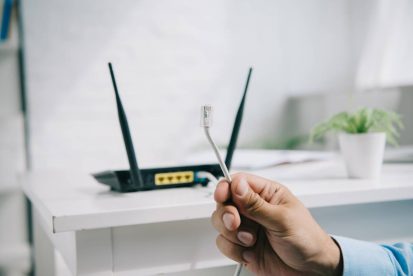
309, 107, 403, 145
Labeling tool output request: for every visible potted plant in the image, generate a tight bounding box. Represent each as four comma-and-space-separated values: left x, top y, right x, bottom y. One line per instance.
310, 108, 403, 178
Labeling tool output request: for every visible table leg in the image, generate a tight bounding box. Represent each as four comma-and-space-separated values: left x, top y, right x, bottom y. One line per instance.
33, 212, 55, 276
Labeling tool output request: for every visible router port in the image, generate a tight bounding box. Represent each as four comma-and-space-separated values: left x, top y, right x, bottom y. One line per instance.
155, 171, 194, 186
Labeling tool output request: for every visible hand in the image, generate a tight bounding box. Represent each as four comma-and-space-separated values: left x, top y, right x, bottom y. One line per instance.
211, 173, 342, 276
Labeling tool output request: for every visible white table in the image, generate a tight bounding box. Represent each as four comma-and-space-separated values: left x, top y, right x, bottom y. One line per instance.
22, 161, 413, 276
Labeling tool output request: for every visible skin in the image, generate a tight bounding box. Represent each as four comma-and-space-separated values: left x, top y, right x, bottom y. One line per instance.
211, 173, 342, 276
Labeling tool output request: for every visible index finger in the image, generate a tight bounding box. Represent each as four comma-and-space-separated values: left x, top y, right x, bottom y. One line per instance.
231, 172, 292, 203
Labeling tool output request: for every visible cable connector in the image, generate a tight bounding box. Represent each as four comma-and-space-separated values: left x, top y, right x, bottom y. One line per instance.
200, 105, 213, 128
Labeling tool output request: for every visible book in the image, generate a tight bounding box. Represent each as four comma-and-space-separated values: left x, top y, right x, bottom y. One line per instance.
0, 0, 13, 41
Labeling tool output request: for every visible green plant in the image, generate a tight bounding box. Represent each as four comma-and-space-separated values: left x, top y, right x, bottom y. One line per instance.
310, 108, 404, 145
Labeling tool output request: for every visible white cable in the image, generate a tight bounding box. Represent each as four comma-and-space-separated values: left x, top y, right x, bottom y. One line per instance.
204, 127, 232, 182
200, 106, 243, 276
233, 264, 243, 276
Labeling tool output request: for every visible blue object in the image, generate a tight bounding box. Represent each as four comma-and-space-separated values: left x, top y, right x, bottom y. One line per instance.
0, 0, 13, 41
335, 236, 413, 275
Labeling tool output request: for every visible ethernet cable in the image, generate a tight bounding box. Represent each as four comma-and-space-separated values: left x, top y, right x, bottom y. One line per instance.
196, 171, 218, 186
201, 105, 243, 276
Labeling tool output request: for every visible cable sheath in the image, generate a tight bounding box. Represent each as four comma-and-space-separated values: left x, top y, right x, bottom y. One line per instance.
203, 127, 243, 275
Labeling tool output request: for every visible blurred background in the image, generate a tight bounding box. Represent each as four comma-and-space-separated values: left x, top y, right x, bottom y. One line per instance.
1, 0, 413, 275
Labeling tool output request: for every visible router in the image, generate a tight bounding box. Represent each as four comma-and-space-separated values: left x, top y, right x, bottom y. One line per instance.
92, 63, 253, 192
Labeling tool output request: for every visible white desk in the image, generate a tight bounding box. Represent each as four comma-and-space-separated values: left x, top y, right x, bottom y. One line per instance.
22, 161, 413, 276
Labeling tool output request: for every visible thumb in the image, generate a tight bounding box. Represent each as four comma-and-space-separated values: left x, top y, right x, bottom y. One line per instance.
231, 176, 283, 229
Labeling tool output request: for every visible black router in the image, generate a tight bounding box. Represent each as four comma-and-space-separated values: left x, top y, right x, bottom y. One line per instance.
92, 63, 253, 192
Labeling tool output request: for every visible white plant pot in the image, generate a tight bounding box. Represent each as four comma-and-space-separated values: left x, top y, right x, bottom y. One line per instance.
338, 132, 386, 179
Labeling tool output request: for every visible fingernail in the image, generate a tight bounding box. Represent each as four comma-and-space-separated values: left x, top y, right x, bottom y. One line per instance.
235, 178, 248, 197
242, 250, 255, 263
222, 213, 234, 231
217, 179, 228, 185
237, 231, 254, 246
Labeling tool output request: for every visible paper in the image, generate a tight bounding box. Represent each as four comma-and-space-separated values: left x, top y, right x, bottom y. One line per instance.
186, 149, 336, 170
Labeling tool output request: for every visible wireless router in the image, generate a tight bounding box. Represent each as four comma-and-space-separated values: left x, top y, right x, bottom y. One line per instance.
92, 63, 253, 192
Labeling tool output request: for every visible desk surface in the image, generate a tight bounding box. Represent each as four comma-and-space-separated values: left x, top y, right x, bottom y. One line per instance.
22, 160, 413, 233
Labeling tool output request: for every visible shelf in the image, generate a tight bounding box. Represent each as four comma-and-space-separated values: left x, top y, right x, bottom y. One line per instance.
0, 243, 31, 273
0, 179, 20, 194
0, 17, 19, 54
0, 41, 18, 53
116, 258, 237, 276
21, 161, 413, 233
0, 113, 25, 193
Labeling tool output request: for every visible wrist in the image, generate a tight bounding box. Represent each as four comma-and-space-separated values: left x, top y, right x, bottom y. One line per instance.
311, 235, 343, 276
329, 237, 343, 276
321, 236, 343, 276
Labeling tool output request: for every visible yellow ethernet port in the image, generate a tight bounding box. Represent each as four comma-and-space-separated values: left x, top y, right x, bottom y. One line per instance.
155, 171, 194, 186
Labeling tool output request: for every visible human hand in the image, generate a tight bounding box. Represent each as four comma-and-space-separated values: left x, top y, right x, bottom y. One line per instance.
211, 173, 342, 276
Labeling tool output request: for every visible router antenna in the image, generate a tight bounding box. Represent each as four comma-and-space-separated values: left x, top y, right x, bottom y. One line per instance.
108, 63, 144, 188
225, 67, 253, 170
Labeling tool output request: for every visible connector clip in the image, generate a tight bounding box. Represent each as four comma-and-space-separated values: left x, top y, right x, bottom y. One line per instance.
200, 105, 213, 128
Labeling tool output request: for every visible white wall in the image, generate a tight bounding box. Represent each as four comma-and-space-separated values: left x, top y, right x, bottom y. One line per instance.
23, 0, 354, 171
